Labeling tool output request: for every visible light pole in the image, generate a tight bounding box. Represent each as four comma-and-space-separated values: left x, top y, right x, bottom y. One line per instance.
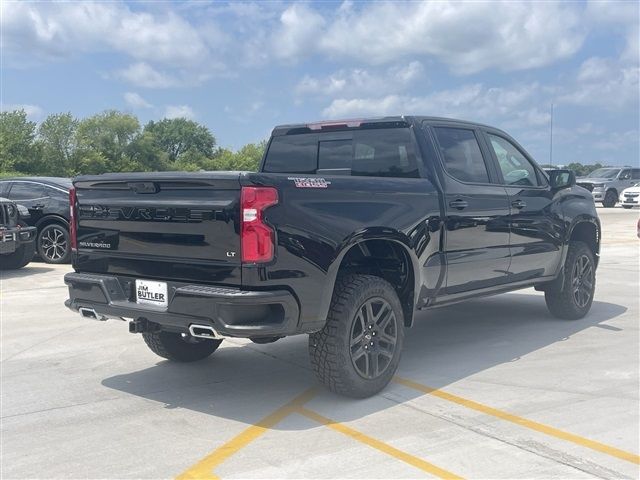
549, 103, 554, 166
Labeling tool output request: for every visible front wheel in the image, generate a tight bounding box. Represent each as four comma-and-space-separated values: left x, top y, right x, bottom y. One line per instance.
37, 224, 71, 264
622, 205, 633, 209
142, 330, 222, 362
545, 241, 596, 319
602, 190, 617, 208
309, 274, 404, 398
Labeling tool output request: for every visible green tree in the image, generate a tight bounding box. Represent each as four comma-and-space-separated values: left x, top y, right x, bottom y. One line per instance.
76, 110, 140, 173
143, 118, 216, 163
128, 131, 170, 172
207, 141, 265, 171
37, 112, 79, 176
566, 162, 604, 177
0, 110, 37, 174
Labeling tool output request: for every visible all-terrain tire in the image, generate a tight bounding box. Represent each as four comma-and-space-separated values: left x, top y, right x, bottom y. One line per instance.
309, 274, 404, 398
142, 331, 222, 362
0, 242, 35, 270
545, 241, 596, 320
602, 190, 617, 208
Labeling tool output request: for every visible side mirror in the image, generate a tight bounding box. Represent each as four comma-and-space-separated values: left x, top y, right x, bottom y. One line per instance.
548, 169, 575, 190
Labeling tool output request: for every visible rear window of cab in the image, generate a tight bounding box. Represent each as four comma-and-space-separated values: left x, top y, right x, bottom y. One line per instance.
263, 128, 419, 178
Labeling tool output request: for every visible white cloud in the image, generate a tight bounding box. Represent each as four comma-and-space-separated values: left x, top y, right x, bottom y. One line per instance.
271, 4, 325, 61
321, 83, 541, 123
592, 129, 639, 151
560, 57, 639, 110
1, 2, 210, 67
296, 62, 424, 98
1, 1, 593, 76
1, 104, 45, 121
164, 105, 195, 119
116, 63, 177, 89
317, 1, 586, 73
124, 92, 152, 109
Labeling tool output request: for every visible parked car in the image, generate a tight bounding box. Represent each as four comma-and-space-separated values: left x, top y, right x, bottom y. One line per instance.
64, 116, 600, 398
619, 183, 640, 209
576, 167, 640, 207
0, 197, 37, 270
0, 177, 72, 263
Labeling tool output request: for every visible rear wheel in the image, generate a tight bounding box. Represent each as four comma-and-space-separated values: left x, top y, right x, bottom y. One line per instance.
602, 190, 617, 208
0, 242, 35, 270
37, 224, 71, 264
545, 241, 595, 319
142, 330, 222, 362
309, 274, 404, 398
622, 205, 633, 209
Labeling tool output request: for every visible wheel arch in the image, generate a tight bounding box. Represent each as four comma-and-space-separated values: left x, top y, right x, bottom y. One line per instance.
35, 214, 69, 231
322, 231, 421, 327
567, 217, 600, 267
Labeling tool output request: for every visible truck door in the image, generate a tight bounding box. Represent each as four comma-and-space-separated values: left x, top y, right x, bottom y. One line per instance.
482, 131, 563, 279
430, 125, 511, 294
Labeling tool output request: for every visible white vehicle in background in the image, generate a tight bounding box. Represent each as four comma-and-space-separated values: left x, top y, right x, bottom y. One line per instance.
619, 183, 640, 209
576, 167, 640, 207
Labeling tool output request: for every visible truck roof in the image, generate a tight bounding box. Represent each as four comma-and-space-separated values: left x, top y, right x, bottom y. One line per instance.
272, 115, 498, 136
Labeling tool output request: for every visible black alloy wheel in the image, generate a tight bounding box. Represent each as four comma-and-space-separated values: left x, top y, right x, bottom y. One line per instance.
349, 297, 398, 379
571, 254, 594, 309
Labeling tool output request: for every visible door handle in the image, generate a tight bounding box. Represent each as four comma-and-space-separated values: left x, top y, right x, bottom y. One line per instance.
31, 204, 45, 209
511, 199, 526, 209
449, 199, 468, 210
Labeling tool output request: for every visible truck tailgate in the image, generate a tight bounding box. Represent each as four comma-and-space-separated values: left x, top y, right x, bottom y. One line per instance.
73, 172, 242, 285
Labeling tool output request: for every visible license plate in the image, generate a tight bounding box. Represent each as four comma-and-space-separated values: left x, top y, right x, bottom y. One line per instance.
135, 279, 168, 308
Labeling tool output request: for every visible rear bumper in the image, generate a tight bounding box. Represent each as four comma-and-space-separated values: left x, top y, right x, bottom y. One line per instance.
64, 272, 300, 338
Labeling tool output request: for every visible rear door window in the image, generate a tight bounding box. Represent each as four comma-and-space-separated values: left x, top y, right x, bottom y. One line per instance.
631, 169, 640, 180
263, 134, 318, 174
433, 127, 490, 183
263, 128, 419, 178
8, 182, 45, 200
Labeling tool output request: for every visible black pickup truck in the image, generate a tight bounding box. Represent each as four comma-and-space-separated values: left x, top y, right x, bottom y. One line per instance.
64, 116, 600, 397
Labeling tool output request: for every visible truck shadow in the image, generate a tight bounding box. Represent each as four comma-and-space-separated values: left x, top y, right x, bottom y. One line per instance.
101, 292, 627, 431
0, 265, 55, 279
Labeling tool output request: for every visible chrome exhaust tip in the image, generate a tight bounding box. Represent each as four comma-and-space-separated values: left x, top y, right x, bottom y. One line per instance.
188, 324, 220, 339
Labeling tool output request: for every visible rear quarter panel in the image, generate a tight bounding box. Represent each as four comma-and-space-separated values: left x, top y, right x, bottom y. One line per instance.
242, 172, 442, 331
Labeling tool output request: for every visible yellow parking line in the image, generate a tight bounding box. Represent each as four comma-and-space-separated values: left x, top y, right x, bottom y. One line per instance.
297, 407, 464, 479
394, 376, 640, 465
176, 388, 318, 480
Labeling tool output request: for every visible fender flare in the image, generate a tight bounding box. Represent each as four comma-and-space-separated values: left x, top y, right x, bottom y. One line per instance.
317, 228, 422, 326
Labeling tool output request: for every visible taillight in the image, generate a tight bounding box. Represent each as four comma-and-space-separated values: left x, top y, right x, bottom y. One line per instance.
241, 186, 278, 263
69, 187, 77, 251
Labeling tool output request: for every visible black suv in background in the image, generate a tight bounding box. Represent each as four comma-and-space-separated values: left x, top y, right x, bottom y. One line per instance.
0, 177, 72, 263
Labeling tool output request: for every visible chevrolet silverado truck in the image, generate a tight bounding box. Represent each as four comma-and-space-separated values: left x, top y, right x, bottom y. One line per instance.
64, 116, 600, 397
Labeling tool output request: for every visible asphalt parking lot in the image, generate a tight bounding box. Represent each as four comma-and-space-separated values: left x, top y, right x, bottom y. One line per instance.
2, 206, 639, 479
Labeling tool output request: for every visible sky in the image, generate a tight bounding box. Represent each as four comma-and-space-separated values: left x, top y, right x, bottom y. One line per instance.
1, 0, 639, 166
